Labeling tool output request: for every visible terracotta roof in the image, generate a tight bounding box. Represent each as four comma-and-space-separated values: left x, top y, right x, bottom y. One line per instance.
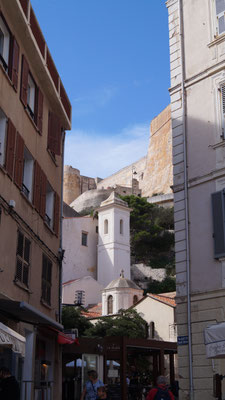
62, 279, 79, 286
82, 303, 102, 318
147, 292, 176, 307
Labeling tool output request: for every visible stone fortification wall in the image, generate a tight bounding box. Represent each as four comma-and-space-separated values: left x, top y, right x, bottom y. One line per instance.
141, 105, 173, 197
63, 165, 100, 205
63, 106, 172, 205
96, 156, 147, 192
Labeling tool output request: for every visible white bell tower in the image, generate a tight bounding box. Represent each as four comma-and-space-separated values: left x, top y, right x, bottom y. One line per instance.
97, 191, 132, 288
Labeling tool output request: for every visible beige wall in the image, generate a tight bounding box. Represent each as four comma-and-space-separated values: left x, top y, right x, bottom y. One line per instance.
142, 105, 173, 197
167, 0, 225, 398
0, 1, 71, 399
134, 296, 176, 342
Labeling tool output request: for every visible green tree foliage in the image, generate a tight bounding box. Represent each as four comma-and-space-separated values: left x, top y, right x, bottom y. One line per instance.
84, 309, 147, 339
120, 195, 174, 269
62, 306, 92, 336
145, 276, 176, 294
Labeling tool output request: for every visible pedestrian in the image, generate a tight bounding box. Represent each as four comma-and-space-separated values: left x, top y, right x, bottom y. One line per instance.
145, 375, 174, 400
0, 366, 20, 400
80, 370, 104, 400
97, 385, 108, 399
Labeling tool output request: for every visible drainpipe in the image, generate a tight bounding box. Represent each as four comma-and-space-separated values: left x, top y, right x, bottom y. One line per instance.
178, 0, 194, 398
59, 131, 65, 324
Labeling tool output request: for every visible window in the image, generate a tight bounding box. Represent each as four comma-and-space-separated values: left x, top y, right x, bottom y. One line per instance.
0, 14, 19, 89
212, 189, 225, 258
215, 0, 225, 35
0, 15, 10, 70
22, 147, 34, 201
75, 290, 85, 305
133, 295, 138, 305
107, 295, 113, 314
20, 55, 43, 132
27, 73, 36, 117
0, 108, 7, 166
41, 254, 52, 305
47, 112, 61, 156
120, 219, 123, 235
82, 232, 88, 246
15, 231, 31, 287
45, 182, 54, 229
104, 219, 108, 234
149, 321, 155, 339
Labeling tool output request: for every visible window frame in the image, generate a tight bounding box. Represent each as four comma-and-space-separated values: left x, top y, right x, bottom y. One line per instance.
45, 181, 54, 229
15, 230, 31, 287
41, 254, 52, 305
107, 295, 113, 315
22, 147, 34, 201
81, 231, 88, 247
0, 108, 8, 167
0, 14, 10, 72
104, 219, 108, 235
215, 0, 225, 36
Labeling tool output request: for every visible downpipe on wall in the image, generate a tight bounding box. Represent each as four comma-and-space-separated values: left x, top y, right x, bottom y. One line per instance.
59, 131, 66, 324
178, 0, 194, 398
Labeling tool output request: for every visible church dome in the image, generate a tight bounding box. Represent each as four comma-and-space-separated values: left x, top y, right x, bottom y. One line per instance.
105, 271, 141, 290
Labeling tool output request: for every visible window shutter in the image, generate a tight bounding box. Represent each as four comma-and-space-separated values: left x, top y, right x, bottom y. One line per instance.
53, 192, 60, 236
20, 55, 29, 107
39, 169, 47, 218
212, 190, 225, 258
48, 112, 61, 155
36, 88, 43, 134
5, 119, 16, 178
14, 132, 24, 188
11, 37, 20, 90
33, 160, 41, 212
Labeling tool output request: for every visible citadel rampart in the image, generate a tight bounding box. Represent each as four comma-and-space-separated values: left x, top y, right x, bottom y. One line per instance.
63, 105, 173, 206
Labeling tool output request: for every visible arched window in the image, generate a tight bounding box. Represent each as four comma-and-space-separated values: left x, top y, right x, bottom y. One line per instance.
133, 295, 138, 305
104, 219, 108, 234
150, 321, 155, 339
120, 219, 123, 235
107, 295, 113, 314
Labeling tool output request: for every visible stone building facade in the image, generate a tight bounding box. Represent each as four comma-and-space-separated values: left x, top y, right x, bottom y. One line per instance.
0, 1, 71, 399
167, 0, 225, 399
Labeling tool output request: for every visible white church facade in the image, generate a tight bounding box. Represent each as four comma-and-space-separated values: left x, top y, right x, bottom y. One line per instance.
62, 192, 143, 312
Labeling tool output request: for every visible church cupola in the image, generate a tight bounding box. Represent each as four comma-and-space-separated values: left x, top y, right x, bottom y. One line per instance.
102, 270, 143, 315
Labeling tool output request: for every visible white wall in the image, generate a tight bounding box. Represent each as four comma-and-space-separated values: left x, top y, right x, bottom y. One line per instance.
102, 287, 143, 315
62, 217, 98, 283
134, 296, 176, 342
98, 205, 131, 287
62, 276, 104, 307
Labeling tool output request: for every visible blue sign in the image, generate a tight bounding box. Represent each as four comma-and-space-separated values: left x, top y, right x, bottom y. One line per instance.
178, 335, 188, 346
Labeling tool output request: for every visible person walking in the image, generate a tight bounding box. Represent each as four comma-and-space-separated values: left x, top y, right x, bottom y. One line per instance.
80, 370, 104, 400
146, 376, 174, 400
0, 367, 20, 400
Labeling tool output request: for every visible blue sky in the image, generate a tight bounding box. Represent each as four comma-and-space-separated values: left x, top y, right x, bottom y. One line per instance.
31, 0, 170, 178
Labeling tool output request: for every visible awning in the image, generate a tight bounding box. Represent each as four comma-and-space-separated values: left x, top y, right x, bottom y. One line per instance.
0, 299, 63, 331
58, 331, 79, 345
0, 322, 26, 357
205, 322, 225, 358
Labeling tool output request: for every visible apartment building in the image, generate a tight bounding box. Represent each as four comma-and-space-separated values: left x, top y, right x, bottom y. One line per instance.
0, 0, 71, 399
167, 0, 225, 399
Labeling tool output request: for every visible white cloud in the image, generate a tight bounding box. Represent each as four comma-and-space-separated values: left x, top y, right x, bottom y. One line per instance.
64, 122, 150, 178
73, 86, 118, 116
